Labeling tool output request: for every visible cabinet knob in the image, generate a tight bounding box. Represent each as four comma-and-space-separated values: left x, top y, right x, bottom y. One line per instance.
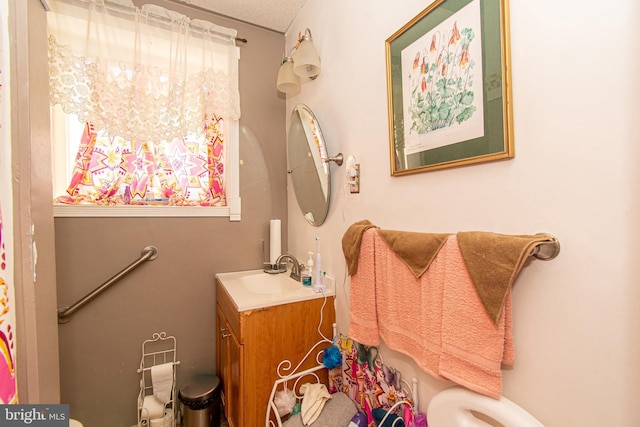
220, 326, 231, 338
222, 332, 232, 338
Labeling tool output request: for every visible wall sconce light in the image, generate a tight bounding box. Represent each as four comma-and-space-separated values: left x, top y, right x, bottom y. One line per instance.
276, 28, 321, 95
293, 28, 321, 79
276, 55, 301, 95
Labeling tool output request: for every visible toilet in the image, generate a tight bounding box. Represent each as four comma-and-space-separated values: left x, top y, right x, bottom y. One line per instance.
427, 387, 544, 427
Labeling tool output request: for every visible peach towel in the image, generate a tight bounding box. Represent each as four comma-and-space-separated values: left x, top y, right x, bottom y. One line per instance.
349, 229, 513, 398
344, 221, 554, 326
348, 226, 380, 346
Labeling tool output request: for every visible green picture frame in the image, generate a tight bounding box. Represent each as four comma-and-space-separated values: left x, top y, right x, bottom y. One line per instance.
386, 0, 514, 176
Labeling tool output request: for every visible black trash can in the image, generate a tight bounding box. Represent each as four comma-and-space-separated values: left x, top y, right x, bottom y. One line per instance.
179, 374, 221, 427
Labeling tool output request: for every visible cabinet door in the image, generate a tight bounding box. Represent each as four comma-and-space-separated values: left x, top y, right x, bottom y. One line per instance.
215, 307, 230, 419
227, 328, 242, 427
216, 305, 242, 427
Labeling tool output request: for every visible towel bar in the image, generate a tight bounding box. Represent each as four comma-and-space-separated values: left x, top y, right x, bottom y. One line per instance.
530, 235, 560, 260
137, 361, 180, 373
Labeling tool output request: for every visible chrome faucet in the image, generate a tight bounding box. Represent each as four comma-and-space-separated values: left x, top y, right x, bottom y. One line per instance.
275, 253, 304, 281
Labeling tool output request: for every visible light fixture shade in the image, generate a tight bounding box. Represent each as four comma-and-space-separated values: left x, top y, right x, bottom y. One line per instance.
276, 57, 301, 95
293, 37, 321, 79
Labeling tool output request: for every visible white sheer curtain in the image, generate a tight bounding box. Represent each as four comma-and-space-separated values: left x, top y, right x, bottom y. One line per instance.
47, 0, 241, 144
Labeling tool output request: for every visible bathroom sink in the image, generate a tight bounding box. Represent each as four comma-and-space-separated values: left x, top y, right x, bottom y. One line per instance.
215, 269, 334, 311
236, 272, 301, 294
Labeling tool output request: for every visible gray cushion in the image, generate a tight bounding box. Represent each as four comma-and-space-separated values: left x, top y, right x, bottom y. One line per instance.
282, 392, 357, 427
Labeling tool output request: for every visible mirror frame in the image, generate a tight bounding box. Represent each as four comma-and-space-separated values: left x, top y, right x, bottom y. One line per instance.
287, 104, 331, 226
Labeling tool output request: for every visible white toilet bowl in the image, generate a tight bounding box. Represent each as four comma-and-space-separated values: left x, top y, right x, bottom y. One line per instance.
427, 386, 544, 427
69, 419, 83, 427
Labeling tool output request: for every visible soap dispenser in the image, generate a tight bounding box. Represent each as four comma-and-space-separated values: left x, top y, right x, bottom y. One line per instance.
302, 252, 313, 287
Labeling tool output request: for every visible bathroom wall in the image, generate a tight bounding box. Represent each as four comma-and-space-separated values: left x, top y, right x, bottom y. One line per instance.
285, 1, 640, 426
9, 0, 61, 404
54, 1, 288, 425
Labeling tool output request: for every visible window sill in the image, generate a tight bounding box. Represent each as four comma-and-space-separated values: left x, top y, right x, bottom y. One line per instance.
53, 204, 241, 219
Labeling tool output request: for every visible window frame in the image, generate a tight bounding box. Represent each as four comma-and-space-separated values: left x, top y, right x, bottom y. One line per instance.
48, 2, 242, 220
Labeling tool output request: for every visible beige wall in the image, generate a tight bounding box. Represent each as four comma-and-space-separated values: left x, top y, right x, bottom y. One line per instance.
53, 2, 287, 425
285, 1, 640, 426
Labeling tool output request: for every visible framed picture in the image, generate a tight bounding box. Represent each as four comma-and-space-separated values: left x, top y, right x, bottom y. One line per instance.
386, 0, 513, 176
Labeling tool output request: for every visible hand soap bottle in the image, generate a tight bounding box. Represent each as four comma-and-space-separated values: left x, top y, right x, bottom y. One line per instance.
302, 252, 313, 287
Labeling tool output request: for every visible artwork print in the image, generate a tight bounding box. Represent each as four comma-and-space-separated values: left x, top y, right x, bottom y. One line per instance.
401, 0, 484, 155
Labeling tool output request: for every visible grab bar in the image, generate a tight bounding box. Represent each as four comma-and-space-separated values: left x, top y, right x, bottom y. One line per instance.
57, 246, 158, 324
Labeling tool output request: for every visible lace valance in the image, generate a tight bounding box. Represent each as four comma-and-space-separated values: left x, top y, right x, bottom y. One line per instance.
47, 0, 241, 143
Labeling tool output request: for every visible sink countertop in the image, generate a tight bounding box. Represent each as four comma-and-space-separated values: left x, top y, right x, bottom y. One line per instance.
215, 269, 335, 311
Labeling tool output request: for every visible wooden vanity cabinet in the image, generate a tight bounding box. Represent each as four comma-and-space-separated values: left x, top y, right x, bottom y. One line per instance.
216, 305, 241, 427
215, 279, 336, 427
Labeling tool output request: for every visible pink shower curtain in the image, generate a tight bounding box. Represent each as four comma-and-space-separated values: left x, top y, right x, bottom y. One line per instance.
0, 2, 18, 403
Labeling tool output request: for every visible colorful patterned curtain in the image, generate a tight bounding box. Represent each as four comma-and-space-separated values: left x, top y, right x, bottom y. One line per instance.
55, 115, 226, 206
329, 335, 416, 427
0, 208, 16, 403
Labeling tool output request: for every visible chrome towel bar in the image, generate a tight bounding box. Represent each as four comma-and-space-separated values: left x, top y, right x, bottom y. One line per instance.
57, 246, 158, 324
530, 234, 561, 260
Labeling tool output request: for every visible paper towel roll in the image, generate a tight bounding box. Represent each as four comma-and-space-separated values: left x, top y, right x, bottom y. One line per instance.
270, 219, 281, 265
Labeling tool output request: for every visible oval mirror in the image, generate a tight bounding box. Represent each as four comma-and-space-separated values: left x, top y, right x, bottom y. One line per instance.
287, 104, 340, 226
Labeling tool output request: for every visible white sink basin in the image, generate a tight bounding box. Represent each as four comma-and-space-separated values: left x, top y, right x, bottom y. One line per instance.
216, 269, 334, 311
236, 272, 301, 294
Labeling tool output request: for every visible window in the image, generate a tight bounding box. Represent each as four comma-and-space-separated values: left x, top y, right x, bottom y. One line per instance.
47, 0, 241, 218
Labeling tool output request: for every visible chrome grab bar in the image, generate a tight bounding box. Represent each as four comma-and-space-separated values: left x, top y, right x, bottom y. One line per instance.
57, 246, 158, 324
